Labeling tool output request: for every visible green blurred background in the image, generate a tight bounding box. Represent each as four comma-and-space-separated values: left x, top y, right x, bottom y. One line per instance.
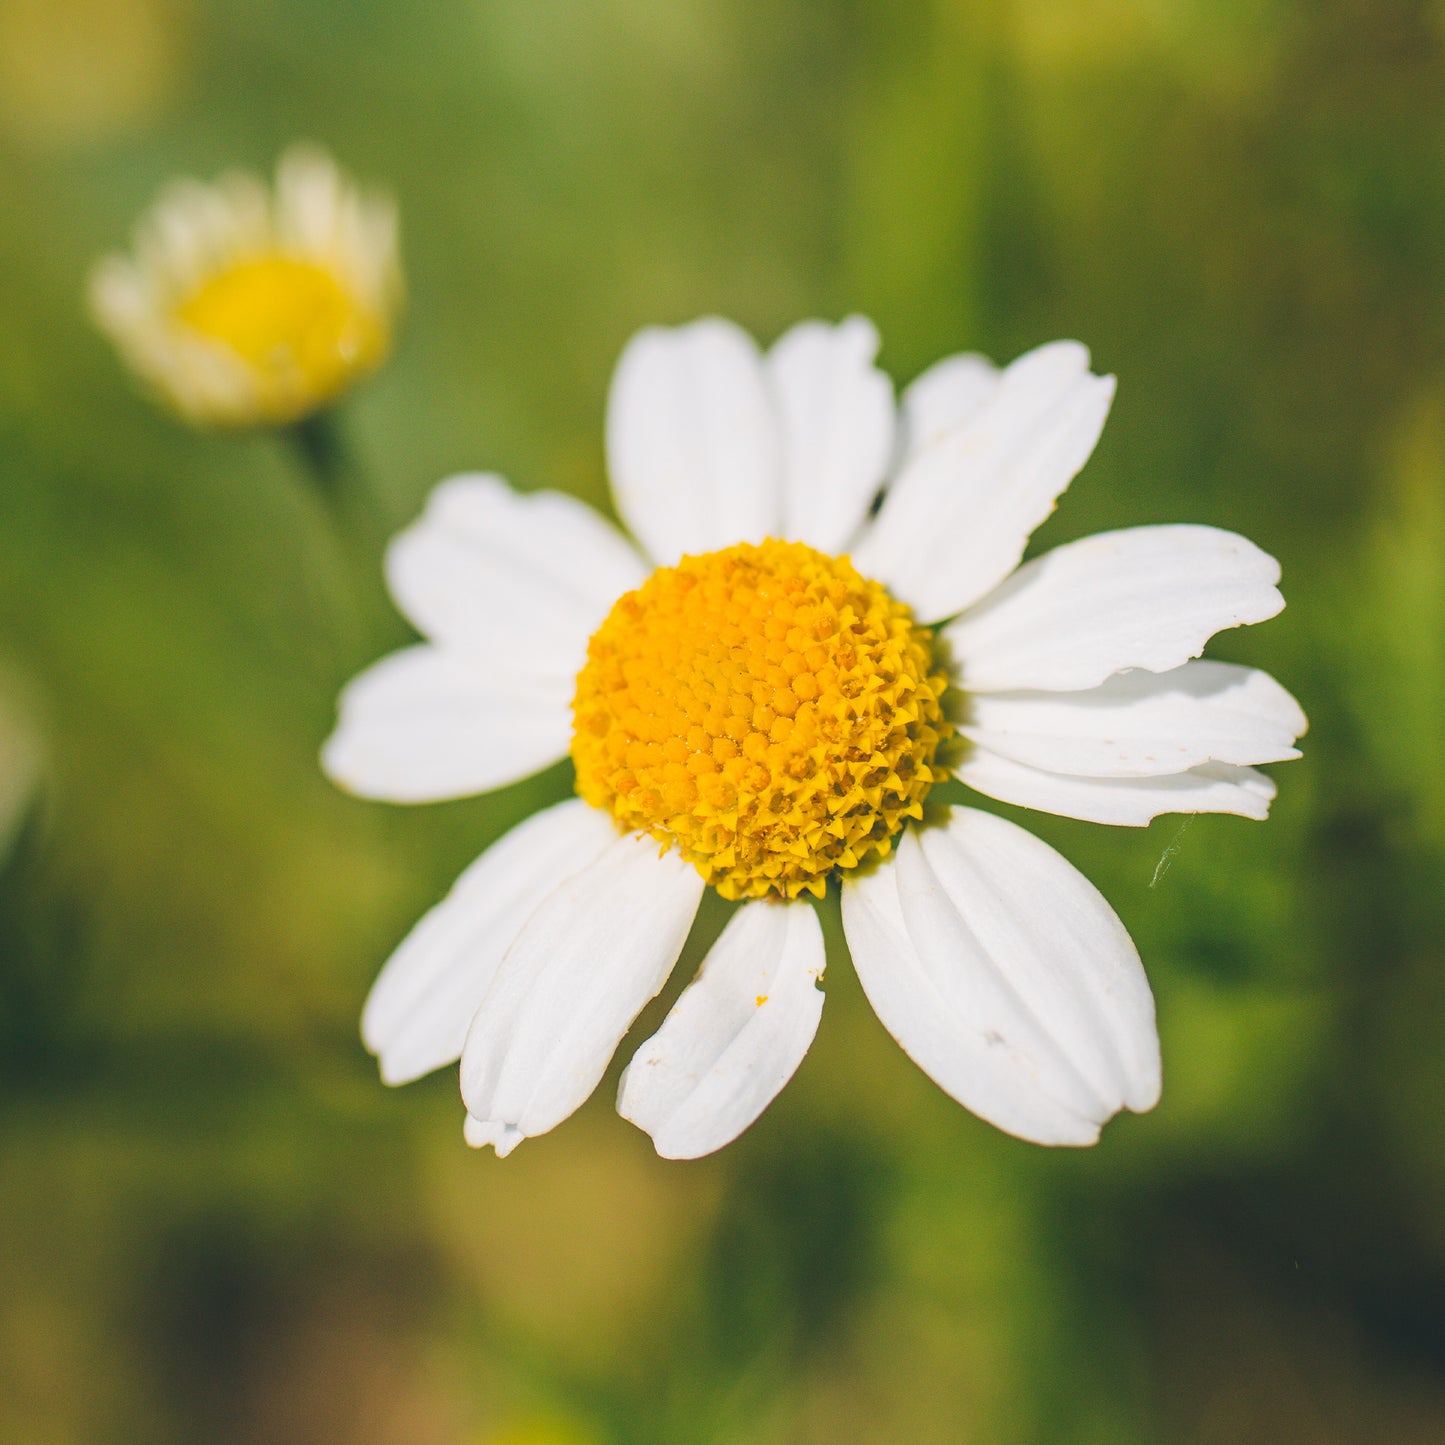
2, 1, 1444, 1440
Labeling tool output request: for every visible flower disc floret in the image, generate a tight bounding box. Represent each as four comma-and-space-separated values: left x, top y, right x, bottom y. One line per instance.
571, 540, 951, 900
173, 255, 385, 414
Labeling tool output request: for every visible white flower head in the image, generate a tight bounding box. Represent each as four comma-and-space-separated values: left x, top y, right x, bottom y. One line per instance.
89, 144, 402, 428
323, 317, 1305, 1159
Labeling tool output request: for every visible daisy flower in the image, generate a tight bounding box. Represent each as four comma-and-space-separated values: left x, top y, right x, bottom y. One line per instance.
89, 144, 401, 428
323, 318, 1305, 1159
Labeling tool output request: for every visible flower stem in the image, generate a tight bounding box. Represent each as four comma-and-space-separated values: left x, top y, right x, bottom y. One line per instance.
281, 407, 397, 651
284, 406, 390, 557
287, 407, 352, 502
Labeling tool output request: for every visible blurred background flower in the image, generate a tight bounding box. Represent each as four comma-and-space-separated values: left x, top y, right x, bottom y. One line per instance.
1, 1, 1443, 1442
0, 0, 186, 153
89, 144, 401, 431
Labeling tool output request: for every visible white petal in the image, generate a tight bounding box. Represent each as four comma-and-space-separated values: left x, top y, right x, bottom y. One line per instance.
459, 834, 705, 1153
852, 341, 1115, 622
88, 255, 151, 334
766, 317, 894, 553
956, 749, 1277, 825
942, 525, 1285, 693
275, 143, 345, 257
961, 661, 1307, 778
138, 178, 239, 291
385, 473, 648, 685
898, 351, 1000, 463
842, 809, 1159, 1146
464, 1114, 525, 1157
346, 193, 402, 307
618, 899, 825, 1159
606, 317, 782, 565
360, 800, 618, 1085
321, 645, 571, 803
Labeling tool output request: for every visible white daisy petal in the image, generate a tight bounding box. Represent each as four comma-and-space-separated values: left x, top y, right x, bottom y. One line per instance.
210, 173, 273, 263
606, 317, 782, 565
140, 180, 228, 290
385, 473, 648, 685
942, 525, 1285, 693
956, 749, 1277, 825
898, 350, 1000, 463
89, 254, 148, 321
767, 317, 895, 553
459, 833, 705, 1154
852, 341, 1115, 622
362, 799, 618, 1085
618, 899, 825, 1159
275, 143, 345, 257
321, 645, 572, 803
842, 809, 1159, 1146
961, 661, 1307, 778
352, 195, 402, 302
464, 1114, 525, 1157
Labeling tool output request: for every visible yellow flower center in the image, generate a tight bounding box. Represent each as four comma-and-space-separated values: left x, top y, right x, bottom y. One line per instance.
571, 540, 951, 900
173, 254, 384, 415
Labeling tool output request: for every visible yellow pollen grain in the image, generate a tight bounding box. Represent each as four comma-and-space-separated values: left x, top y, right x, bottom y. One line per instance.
173, 254, 384, 409
571, 539, 951, 901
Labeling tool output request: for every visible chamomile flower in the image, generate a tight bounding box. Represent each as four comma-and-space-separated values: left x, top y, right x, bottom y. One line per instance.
324, 318, 1305, 1159
89, 144, 401, 428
